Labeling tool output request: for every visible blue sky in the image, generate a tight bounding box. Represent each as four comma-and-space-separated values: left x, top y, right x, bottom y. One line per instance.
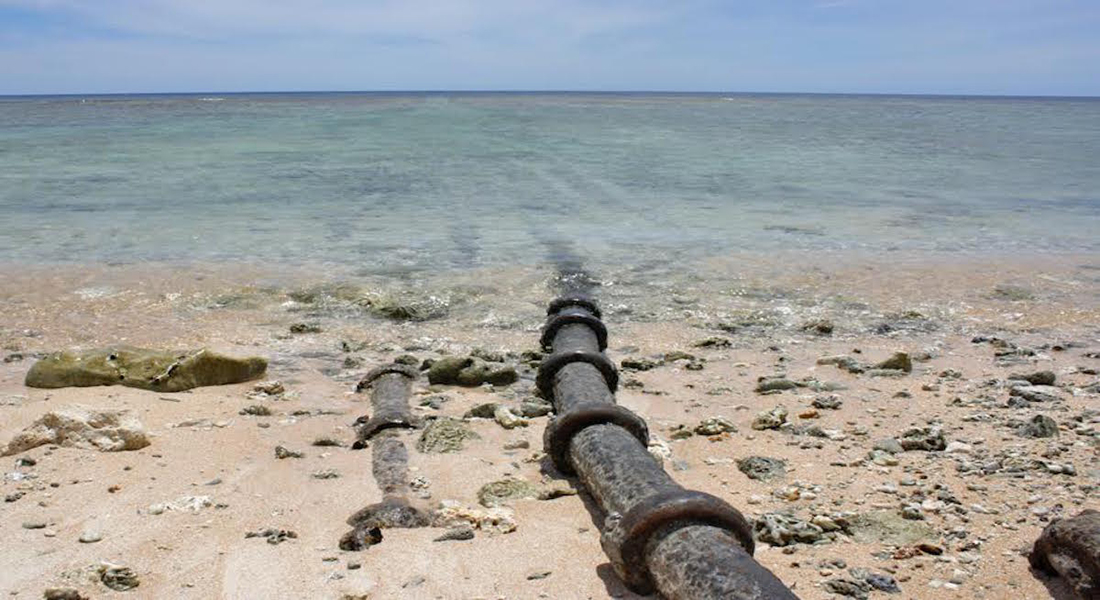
1, 0, 1098, 95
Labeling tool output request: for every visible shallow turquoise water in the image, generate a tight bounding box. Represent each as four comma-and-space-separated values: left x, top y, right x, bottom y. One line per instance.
1, 92, 1098, 273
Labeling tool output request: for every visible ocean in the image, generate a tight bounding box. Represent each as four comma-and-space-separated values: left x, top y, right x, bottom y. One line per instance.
1, 92, 1098, 276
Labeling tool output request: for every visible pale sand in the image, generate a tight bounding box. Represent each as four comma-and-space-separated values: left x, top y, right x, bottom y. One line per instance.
1, 254, 1099, 599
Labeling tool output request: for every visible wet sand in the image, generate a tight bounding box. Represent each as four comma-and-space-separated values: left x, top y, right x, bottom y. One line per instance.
2, 253, 1099, 599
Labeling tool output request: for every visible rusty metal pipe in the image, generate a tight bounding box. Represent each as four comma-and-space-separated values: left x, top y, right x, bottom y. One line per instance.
341, 364, 429, 551
540, 298, 798, 600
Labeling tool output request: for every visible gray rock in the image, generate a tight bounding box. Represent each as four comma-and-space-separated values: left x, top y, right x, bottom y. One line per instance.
1010, 371, 1056, 386
873, 438, 904, 454
428, 357, 517, 387
752, 406, 788, 430
755, 378, 800, 393
737, 456, 787, 481
433, 525, 475, 542
99, 563, 140, 591
1019, 415, 1059, 438
873, 352, 912, 373
275, 445, 304, 459
812, 395, 843, 410
824, 577, 870, 599
43, 589, 87, 600
898, 426, 946, 451
1010, 385, 1061, 403
754, 512, 825, 546
694, 417, 737, 436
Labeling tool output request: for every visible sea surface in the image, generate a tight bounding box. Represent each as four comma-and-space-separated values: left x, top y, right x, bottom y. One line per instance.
1, 92, 1098, 276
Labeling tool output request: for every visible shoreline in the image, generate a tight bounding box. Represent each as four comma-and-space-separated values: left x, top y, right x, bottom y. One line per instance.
2, 251, 1098, 598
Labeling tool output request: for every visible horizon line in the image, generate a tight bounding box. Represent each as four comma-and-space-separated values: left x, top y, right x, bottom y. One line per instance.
2, 89, 1099, 100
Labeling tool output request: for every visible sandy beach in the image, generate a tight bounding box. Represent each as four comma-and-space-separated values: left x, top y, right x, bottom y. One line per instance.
1, 253, 1098, 599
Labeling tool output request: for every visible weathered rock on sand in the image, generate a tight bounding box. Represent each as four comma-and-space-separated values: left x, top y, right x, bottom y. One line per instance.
1, 405, 150, 456
426, 356, 518, 386
416, 418, 480, 453
24, 346, 267, 392
1030, 509, 1100, 598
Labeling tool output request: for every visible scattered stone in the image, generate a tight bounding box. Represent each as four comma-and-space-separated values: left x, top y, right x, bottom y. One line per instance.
621, 357, 660, 371
1019, 415, 1059, 438
1010, 385, 1061, 403
518, 401, 553, 418
753, 512, 825, 546
823, 577, 870, 599
692, 337, 732, 349
737, 456, 787, 481
99, 563, 140, 591
898, 426, 946, 451
463, 403, 499, 419
312, 469, 340, 479
526, 571, 552, 580
78, 529, 103, 544
427, 356, 517, 386
493, 406, 528, 430
752, 406, 788, 430
239, 404, 272, 416
1010, 371, 1057, 386
275, 445, 304, 459
339, 525, 383, 551
432, 500, 517, 534
43, 589, 87, 600
847, 511, 936, 545
873, 352, 912, 373
417, 418, 480, 454
22, 520, 46, 529
146, 495, 213, 515
755, 378, 800, 393
253, 380, 285, 395
289, 323, 323, 334
246, 528, 297, 544
312, 437, 343, 447
801, 319, 834, 335
24, 347, 267, 392
812, 395, 843, 410
433, 525, 475, 542
817, 355, 864, 374
1029, 509, 1100, 599
2, 405, 150, 456
694, 417, 737, 436
477, 478, 540, 507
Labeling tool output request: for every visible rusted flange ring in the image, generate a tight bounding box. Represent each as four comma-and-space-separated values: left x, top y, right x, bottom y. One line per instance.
544, 404, 648, 475
612, 489, 756, 594
547, 296, 602, 319
540, 308, 608, 351
536, 350, 618, 399
355, 363, 420, 392
351, 415, 421, 449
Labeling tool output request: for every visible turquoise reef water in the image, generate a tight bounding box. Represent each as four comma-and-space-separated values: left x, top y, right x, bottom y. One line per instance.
1, 92, 1098, 274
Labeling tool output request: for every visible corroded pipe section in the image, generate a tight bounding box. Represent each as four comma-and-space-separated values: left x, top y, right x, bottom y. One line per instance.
1030, 509, 1100, 598
539, 297, 798, 599
341, 364, 429, 551
352, 363, 421, 448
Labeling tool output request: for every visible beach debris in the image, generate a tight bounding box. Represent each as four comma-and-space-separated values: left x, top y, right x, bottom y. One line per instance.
493, 406, 528, 429
1030, 509, 1100, 598
24, 347, 266, 392
433, 525, 475, 542
1, 406, 150, 456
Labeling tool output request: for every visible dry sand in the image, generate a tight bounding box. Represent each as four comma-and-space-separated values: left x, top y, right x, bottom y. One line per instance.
1, 254, 1099, 599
